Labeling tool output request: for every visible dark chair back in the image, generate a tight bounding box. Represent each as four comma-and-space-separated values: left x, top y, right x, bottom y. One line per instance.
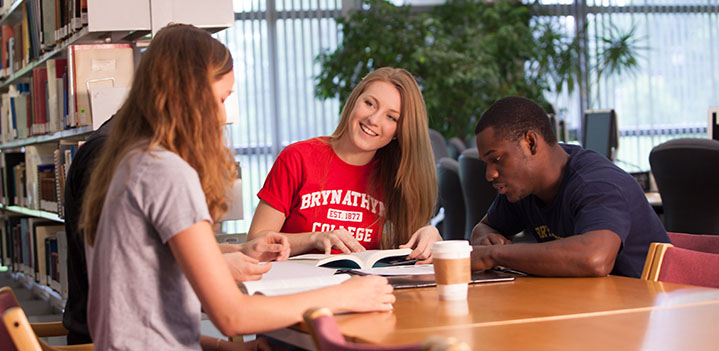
447, 137, 466, 160
649, 138, 719, 235
458, 149, 498, 236
429, 129, 449, 164
437, 158, 466, 240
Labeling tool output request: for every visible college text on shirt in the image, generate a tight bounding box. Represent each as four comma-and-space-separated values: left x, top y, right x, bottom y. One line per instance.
301, 190, 384, 243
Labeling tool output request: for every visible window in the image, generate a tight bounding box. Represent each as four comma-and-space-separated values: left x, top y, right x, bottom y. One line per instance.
221, 0, 718, 233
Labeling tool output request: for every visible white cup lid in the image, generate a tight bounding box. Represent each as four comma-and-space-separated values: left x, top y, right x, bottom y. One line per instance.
431, 240, 473, 255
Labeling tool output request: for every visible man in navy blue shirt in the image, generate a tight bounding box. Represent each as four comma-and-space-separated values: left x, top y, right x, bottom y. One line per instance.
470, 96, 669, 278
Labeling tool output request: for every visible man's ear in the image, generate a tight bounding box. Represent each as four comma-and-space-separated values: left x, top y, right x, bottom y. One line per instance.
524, 130, 539, 155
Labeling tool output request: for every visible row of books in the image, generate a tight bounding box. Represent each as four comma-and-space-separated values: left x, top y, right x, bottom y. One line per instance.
0, 43, 133, 142
2, 140, 79, 217
0, 0, 87, 78
0, 216, 68, 298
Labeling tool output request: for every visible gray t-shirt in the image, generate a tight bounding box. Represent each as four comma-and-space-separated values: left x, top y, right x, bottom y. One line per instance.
86, 147, 211, 350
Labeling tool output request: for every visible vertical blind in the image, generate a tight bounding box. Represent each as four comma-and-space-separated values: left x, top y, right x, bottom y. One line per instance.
218, 0, 343, 233
539, 0, 719, 171
221, 0, 718, 233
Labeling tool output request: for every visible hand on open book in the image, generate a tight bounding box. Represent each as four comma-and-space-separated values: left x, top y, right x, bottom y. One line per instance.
400, 225, 442, 264
335, 276, 395, 312
223, 251, 272, 282
241, 233, 291, 262
310, 228, 366, 254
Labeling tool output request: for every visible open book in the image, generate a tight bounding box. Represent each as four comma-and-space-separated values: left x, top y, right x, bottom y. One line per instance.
240, 273, 351, 296
288, 248, 413, 269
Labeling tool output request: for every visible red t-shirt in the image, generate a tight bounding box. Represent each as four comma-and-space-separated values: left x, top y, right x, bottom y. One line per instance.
258, 137, 385, 250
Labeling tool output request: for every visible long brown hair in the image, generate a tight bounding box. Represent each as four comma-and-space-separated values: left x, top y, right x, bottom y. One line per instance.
81, 23, 235, 245
331, 67, 437, 248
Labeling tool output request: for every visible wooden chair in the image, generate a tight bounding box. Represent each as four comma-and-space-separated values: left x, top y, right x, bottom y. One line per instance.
640, 243, 719, 289
3, 307, 43, 351
0, 286, 93, 351
303, 307, 469, 351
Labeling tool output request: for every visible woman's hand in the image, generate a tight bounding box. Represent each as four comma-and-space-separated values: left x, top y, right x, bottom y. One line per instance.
241, 232, 290, 262
222, 251, 272, 282
399, 225, 442, 264
310, 229, 366, 254
334, 276, 395, 312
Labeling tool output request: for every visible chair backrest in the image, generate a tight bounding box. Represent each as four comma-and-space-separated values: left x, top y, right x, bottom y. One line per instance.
641, 243, 719, 288
667, 232, 719, 254
649, 138, 719, 235
0, 287, 21, 351
457, 148, 497, 236
429, 129, 449, 164
447, 137, 466, 160
3, 307, 42, 351
304, 307, 423, 351
437, 158, 466, 240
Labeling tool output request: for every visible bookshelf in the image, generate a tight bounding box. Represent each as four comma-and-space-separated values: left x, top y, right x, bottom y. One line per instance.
0, 0, 234, 312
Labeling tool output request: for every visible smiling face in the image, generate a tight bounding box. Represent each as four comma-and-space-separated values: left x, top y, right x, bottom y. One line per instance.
212, 70, 235, 124
336, 80, 401, 164
476, 127, 536, 203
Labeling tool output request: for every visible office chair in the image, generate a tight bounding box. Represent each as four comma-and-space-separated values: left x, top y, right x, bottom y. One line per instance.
447, 137, 466, 160
667, 232, 719, 254
640, 243, 719, 289
649, 138, 719, 235
429, 129, 449, 164
458, 149, 497, 237
303, 307, 469, 351
437, 158, 466, 240
0, 287, 93, 351
582, 109, 619, 161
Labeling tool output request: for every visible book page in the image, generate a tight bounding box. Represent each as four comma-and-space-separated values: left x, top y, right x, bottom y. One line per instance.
349, 248, 412, 268
260, 261, 337, 281
241, 274, 351, 296
288, 253, 362, 268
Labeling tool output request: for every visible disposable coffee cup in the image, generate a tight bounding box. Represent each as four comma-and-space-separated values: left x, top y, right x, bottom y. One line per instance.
431, 240, 472, 301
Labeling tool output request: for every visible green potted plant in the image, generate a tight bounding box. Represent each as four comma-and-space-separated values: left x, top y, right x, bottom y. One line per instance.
315, 0, 641, 140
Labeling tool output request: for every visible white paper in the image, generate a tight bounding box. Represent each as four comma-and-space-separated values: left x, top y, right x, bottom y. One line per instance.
260, 261, 337, 281
241, 273, 350, 296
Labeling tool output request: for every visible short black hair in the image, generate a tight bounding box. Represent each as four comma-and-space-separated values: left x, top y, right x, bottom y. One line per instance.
474, 96, 557, 145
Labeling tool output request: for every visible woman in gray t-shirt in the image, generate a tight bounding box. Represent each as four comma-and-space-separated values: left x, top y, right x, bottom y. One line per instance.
80, 24, 395, 351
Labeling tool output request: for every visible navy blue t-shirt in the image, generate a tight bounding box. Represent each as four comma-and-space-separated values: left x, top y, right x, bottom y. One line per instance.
486, 144, 670, 278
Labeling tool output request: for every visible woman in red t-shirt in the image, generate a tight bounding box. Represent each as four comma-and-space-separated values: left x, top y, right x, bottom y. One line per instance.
250, 67, 441, 263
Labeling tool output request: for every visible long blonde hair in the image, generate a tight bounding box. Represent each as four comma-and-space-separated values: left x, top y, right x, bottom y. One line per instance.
81, 24, 235, 245
331, 67, 437, 248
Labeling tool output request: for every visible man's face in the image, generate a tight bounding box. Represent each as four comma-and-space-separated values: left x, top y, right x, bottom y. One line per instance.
476, 127, 535, 203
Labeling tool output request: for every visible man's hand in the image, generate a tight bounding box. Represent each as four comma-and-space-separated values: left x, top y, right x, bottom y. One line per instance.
400, 225, 442, 264
476, 233, 512, 246
470, 245, 496, 271
241, 233, 290, 262
223, 251, 272, 282
310, 229, 366, 254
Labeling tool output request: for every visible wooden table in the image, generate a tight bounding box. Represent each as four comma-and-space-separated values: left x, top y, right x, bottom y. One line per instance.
267, 276, 719, 350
